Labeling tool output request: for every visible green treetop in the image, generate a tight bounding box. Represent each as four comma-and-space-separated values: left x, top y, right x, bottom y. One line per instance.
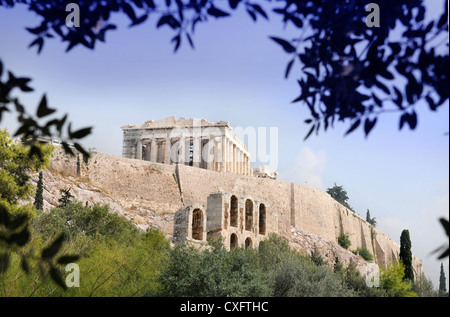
0, 128, 53, 218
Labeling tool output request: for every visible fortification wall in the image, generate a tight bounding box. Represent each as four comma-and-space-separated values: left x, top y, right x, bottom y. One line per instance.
50, 148, 183, 215
48, 148, 423, 273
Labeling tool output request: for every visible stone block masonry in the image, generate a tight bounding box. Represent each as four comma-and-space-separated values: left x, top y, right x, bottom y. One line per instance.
48, 147, 423, 278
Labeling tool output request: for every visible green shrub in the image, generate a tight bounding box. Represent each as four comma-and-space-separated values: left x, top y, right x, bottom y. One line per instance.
258, 233, 291, 271
357, 247, 373, 262
271, 252, 355, 297
380, 261, 418, 297
338, 234, 351, 249
155, 240, 270, 297
341, 262, 385, 297
32, 201, 139, 243
1, 202, 170, 297
310, 250, 327, 266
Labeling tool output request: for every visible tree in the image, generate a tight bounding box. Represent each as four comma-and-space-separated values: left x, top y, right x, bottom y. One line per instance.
380, 261, 417, 297
0, 0, 448, 141
58, 188, 74, 208
0, 129, 53, 218
33, 171, 44, 211
412, 273, 435, 297
365, 209, 377, 227
327, 183, 353, 211
439, 262, 447, 296
399, 229, 414, 282
1, 129, 77, 288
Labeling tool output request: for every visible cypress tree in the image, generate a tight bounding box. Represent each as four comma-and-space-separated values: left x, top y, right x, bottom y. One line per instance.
439, 263, 447, 295
366, 209, 371, 222
365, 209, 377, 227
399, 229, 414, 281
34, 171, 44, 211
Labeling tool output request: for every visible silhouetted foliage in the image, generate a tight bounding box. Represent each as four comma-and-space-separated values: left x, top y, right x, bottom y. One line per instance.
0, 59, 92, 159
0, 0, 447, 139
433, 218, 449, 260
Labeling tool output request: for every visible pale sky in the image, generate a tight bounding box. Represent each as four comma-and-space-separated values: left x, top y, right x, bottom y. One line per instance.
0, 2, 448, 290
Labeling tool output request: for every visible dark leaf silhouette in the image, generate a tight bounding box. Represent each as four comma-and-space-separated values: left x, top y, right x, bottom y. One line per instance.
69, 127, 92, 139
285, 59, 294, 79
42, 233, 65, 260
0, 253, 10, 273
304, 124, 315, 141
21, 256, 30, 274
49, 266, 67, 290
28, 37, 44, 54
345, 119, 361, 136
57, 255, 80, 265
36, 95, 56, 118
207, 5, 230, 18
270, 37, 296, 53
364, 118, 377, 137
9, 226, 30, 247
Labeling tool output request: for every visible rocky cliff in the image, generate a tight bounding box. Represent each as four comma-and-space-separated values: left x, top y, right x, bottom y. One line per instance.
36, 148, 423, 278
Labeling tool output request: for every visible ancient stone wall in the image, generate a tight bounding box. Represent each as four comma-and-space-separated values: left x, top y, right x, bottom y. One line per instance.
48, 148, 423, 275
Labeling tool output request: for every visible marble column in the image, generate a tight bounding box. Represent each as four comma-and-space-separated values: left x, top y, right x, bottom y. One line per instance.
185, 138, 191, 165
246, 155, 250, 175
240, 150, 244, 174
150, 138, 157, 162
136, 139, 142, 160
164, 138, 171, 164
232, 144, 236, 174
177, 139, 184, 165
193, 136, 201, 168
221, 136, 227, 172
237, 148, 241, 174
227, 140, 233, 173
207, 137, 215, 171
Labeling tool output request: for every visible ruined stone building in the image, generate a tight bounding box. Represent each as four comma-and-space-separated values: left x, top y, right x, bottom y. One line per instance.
174, 192, 277, 250
121, 116, 251, 175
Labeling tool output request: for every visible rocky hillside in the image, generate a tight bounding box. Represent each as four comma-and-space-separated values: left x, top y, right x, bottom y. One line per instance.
31, 147, 422, 278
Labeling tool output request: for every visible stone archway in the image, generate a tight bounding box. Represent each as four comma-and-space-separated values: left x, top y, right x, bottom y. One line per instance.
192, 208, 204, 240
259, 203, 266, 235
230, 195, 238, 227
230, 233, 238, 249
245, 237, 252, 249
245, 199, 253, 231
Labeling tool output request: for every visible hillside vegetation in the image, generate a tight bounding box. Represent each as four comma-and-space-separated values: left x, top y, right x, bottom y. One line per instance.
0, 129, 437, 297
2, 200, 432, 297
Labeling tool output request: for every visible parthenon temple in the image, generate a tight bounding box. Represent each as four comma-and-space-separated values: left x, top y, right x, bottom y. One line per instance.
121, 116, 251, 175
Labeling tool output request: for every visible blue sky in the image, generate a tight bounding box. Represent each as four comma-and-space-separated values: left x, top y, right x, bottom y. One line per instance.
1, 2, 448, 290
